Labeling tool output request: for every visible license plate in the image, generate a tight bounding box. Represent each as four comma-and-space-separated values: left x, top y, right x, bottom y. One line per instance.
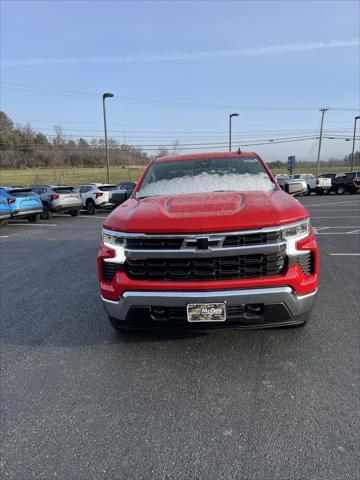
187, 303, 226, 322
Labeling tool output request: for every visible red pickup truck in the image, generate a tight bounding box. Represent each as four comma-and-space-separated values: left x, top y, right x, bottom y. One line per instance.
98, 152, 318, 331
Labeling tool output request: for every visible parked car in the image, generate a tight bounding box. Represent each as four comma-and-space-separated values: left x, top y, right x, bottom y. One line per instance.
31, 185, 82, 219
98, 151, 318, 332
0, 187, 43, 222
333, 172, 360, 195
315, 173, 336, 194
290, 174, 316, 195
73, 183, 118, 214
0, 194, 11, 226
109, 182, 137, 206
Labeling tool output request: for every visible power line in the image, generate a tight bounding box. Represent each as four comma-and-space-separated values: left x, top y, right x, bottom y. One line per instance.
2, 81, 359, 111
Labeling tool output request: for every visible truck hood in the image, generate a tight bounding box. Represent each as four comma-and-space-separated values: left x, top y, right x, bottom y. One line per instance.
104, 190, 309, 233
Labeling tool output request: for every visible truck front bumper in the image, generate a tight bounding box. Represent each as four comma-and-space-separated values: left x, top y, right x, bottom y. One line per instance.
101, 286, 317, 329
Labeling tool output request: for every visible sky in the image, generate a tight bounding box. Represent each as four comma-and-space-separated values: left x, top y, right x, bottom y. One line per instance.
1, 0, 359, 162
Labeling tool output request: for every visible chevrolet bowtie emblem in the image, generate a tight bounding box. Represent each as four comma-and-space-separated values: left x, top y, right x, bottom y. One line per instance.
196, 237, 209, 250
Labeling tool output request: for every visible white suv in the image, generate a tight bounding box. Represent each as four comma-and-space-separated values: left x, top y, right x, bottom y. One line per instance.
74, 183, 117, 214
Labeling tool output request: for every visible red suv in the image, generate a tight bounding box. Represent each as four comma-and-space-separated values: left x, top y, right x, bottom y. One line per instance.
98, 152, 318, 331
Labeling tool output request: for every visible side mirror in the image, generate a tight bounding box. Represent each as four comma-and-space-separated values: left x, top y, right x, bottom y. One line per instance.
285, 181, 307, 196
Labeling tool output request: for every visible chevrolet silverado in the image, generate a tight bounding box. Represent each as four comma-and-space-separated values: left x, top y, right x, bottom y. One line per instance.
98, 152, 318, 331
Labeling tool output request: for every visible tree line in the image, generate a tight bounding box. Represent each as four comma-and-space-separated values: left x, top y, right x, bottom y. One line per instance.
0, 111, 358, 170
0, 111, 150, 169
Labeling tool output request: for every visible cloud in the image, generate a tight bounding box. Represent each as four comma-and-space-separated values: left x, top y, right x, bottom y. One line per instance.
2, 39, 359, 67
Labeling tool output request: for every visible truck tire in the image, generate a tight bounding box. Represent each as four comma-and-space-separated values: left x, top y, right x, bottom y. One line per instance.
41, 204, 52, 220
28, 214, 40, 223
70, 210, 79, 217
304, 186, 311, 196
335, 184, 345, 195
86, 199, 96, 215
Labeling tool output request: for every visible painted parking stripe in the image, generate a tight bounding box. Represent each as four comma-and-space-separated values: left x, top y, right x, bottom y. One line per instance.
0, 235, 9, 238
54, 215, 107, 219
330, 253, 360, 256
313, 227, 360, 231
303, 201, 360, 207
9, 223, 58, 227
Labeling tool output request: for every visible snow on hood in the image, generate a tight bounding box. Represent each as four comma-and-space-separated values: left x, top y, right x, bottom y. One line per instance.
137, 172, 274, 197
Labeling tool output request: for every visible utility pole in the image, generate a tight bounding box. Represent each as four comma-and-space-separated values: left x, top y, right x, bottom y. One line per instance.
229, 113, 239, 152
102, 92, 114, 183
315, 108, 328, 177
351, 116, 360, 172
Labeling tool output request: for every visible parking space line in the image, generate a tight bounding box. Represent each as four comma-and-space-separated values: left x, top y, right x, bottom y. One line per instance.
0, 235, 9, 238
346, 229, 360, 234
316, 232, 360, 235
307, 208, 360, 211
330, 253, 360, 256
54, 215, 107, 219
9, 223, 58, 227
302, 201, 360, 207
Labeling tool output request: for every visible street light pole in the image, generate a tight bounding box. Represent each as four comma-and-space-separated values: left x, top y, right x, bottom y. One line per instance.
315, 108, 328, 177
229, 113, 239, 152
102, 92, 114, 183
351, 115, 360, 172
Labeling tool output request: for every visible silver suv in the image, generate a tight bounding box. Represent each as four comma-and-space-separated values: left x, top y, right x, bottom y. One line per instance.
31, 185, 82, 219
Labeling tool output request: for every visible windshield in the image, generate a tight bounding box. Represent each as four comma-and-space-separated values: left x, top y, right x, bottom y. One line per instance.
137, 156, 274, 198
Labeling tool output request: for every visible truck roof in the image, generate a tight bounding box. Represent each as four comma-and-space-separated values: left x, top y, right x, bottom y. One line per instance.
154, 151, 257, 164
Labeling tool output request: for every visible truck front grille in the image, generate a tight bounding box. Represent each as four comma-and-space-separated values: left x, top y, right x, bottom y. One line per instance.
125, 230, 282, 250
125, 253, 287, 281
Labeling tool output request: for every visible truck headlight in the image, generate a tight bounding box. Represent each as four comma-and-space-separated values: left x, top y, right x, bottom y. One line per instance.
282, 220, 310, 240
102, 230, 124, 246
282, 219, 310, 255
102, 230, 126, 263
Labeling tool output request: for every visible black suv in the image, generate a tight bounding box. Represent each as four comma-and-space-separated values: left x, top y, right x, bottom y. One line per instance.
333, 172, 360, 195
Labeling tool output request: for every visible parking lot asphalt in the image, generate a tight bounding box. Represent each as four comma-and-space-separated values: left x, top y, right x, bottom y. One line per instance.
1, 195, 359, 480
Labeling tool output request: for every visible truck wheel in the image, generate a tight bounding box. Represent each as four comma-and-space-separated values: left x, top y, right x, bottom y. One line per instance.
70, 210, 79, 217
335, 185, 345, 195
86, 199, 96, 215
41, 205, 52, 220
304, 186, 311, 196
28, 214, 40, 223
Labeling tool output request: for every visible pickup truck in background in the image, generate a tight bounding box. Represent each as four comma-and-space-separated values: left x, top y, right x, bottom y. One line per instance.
275, 174, 307, 195
333, 171, 360, 195
291, 174, 316, 195
315, 173, 335, 195
98, 151, 318, 332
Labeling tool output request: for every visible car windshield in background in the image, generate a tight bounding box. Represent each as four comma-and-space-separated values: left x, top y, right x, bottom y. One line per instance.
98, 185, 117, 191
53, 187, 74, 193
137, 156, 274, 198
